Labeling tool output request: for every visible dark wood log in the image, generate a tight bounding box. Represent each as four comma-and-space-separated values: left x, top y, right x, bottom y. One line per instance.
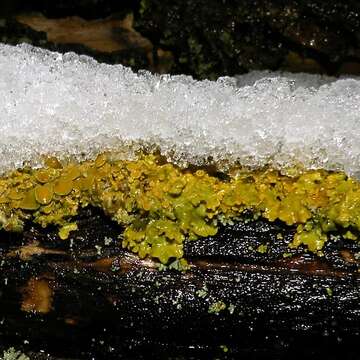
0, 207, 359, 359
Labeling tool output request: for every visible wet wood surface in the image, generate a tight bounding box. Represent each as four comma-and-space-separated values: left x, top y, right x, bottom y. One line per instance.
0, 207, 358, 359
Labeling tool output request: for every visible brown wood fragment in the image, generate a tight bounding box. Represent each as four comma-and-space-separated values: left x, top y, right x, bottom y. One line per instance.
340, 249, 358, 264
86, 257, 116, 272
7, 240, 66, 261
16, 13, 153, 54
21, 276, 53, 313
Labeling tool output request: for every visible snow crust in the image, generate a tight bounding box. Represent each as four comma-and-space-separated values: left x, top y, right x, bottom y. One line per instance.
1, 43, 360, 176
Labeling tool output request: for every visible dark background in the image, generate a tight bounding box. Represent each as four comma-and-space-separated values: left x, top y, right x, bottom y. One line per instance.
1, 0, 360, 79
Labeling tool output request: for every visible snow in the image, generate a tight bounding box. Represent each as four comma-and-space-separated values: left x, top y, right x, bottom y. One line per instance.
0, 43, 359, 176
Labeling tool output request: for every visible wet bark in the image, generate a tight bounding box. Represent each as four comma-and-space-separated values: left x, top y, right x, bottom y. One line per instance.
0, 207, 358, 359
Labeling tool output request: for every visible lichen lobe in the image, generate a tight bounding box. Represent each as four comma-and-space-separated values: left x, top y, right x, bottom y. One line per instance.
0, 153, 359, 264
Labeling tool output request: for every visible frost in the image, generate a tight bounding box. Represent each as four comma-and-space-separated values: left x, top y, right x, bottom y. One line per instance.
1, 43, 360, 176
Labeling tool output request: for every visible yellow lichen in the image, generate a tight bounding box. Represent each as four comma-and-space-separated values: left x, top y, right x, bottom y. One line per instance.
54, 178, 74, 196
58, 223, 78, 240
0, 153, 359, 263
34, 183, 54, 205
19, 189, 40, 210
